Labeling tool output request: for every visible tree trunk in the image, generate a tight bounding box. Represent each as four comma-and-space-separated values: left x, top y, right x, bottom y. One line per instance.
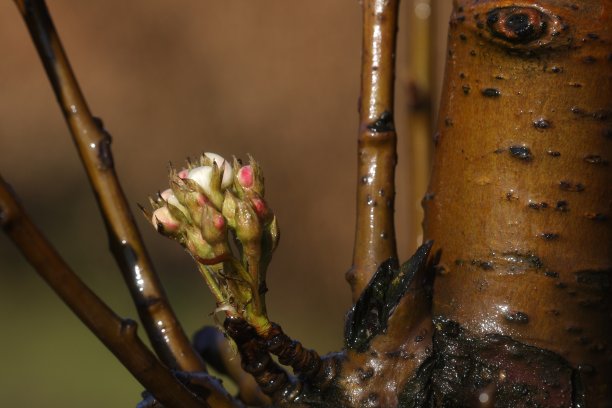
424, 1, 611, 405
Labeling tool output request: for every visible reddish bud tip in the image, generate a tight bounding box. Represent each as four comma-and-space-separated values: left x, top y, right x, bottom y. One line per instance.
152, 207, 180, 232
251, 197, 267, 217
213, 214, 225, 230
178, 169, 189, 179
238, 166, 254, 188
196, 193, 208, 206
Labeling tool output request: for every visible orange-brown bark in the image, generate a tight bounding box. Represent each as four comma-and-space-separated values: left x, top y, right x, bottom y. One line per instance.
0, 176, 209, 408
348, 0, 400, 302
424, 0, 611, 404
340, 2, 436, 406
14, 0, 210, 377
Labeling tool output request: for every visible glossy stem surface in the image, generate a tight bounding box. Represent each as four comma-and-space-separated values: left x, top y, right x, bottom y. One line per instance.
14, 0, 206, 374
424, 1, 611, 403
349, 0, 400, 302
0, 176, 206, 408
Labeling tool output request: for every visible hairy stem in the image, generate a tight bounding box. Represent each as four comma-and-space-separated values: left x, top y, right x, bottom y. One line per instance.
0, 175, 207, 408
14, 0, 204, 374
348, 0, 400, 302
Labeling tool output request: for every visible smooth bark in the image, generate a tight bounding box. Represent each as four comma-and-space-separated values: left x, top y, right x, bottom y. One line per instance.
349, 0, 400, 302
424, 1, 611, 404
0, 175, 208, 408
14, 0, 208, 375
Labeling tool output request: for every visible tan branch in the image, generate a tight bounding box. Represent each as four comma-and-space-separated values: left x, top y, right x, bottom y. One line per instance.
348, 0, 400, 301
404, 0, 435, 250
13, 0, 205, 374
0, 175, 208, 408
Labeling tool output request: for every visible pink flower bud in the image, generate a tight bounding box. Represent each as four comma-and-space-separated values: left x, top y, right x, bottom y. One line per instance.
177, 168, 189, 179
151, 206, 180, 232
237, 165, 254, 188
213, 213, 225, 230
196, 193, 208, 206
251, 197, 267, 218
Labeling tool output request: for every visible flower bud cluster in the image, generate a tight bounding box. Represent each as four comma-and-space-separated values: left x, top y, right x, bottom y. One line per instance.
145, 153, 278, 331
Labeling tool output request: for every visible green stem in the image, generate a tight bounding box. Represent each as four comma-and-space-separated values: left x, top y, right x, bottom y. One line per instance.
197, 264, 228, 308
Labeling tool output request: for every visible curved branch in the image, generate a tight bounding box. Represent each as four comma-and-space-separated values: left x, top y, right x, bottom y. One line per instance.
0, 175, 207, 408
348, 0, 400, 301
13, 0, 205, 374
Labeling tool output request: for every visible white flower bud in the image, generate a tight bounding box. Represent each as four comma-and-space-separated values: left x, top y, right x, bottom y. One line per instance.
187, 166, 214, 196
204, 152, 233, 189
160, 188, 188, 217
151, 206, 180, 232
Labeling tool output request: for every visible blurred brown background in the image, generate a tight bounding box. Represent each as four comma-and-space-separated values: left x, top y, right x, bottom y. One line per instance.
0, 1, 451, 406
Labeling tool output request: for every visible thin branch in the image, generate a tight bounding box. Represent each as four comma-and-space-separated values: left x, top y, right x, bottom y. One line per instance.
13, 0, 205, 374
0, 175, 207, 408
405, 0, 434, 250
348, 0, 400, 301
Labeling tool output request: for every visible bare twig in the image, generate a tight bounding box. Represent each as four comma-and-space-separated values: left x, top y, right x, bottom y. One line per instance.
405, 0, 434, 250
348, 0, 400, 301
0, 175, 207, 408
13, 0, 205, 374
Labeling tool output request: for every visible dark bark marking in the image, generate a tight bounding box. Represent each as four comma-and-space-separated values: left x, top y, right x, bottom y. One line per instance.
528, 201, 549, 210
559, 181, 585, 192
533, 118, 551, 129
482, 88, 501, 97
509, 145, 532, 161
367, 111, 395, 133
345, 242, 433, 352
430, 319, 582, 407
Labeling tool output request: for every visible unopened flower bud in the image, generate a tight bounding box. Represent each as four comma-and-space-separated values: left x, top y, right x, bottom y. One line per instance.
250, 196, 269, 220
151, 206, 180, 234
187, 165, 224, 209
201, 203, 227, 245
184, 226, 214, 260
161, 189, 188, 215
204, 152, 233, 189
237, 165, 254, 188
233, 155, 265, 198
188, 166, 214, 196
222, 190, 239, 228
235, 200, 262, 244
